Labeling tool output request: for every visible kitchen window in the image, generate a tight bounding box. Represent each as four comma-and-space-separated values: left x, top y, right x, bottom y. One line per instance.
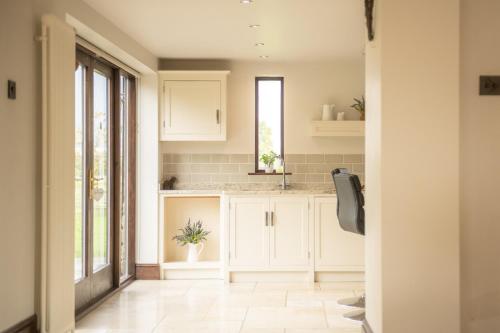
254, 77, 284, 172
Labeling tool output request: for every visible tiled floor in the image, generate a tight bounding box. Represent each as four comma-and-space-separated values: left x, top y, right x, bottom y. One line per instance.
76, 280, 364, 333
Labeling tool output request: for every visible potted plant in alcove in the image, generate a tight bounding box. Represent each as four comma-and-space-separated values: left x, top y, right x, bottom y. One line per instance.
172, 220, 210, 263
351, 96, 366, 121
260, 151, 278, 173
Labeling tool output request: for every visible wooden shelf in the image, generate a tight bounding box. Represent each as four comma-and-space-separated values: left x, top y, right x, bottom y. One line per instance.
161, 261, 221, 270
310, 120, 365, 137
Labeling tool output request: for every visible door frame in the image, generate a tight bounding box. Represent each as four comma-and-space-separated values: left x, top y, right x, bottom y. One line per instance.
75, 44, 137, 316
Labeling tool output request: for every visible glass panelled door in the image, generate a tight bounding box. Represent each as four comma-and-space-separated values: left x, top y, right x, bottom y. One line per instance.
92, 66, 112, 274
75, 61, 86, 283
74, 47, 136, 314
74, 51, 114, 312
118, 73, 130, 282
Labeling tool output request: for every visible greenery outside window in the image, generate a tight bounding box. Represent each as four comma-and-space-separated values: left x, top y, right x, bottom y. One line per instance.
255, 77, 284, 172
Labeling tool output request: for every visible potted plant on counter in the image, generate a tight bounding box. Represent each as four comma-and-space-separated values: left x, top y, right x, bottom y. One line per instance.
351, 96, 366, 121
260, 151, 278, 173
172, 219, 210, 263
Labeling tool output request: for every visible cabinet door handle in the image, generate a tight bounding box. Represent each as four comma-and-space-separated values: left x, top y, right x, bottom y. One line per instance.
270, 211, 274, 226
216, 109, 220, 124
265, 211, 269, 226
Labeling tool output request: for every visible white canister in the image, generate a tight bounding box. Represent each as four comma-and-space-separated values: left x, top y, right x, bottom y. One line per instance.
321, 104, 335, 121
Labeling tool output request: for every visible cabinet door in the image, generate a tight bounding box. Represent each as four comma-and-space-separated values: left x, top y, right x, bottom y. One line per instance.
229, 198, 269, 267
269, 197, 309, 267
163, 80, 221, 137
314, 197, 364, 270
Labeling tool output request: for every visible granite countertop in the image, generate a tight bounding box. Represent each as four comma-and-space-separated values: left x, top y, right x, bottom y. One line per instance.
158, 183, 336, 195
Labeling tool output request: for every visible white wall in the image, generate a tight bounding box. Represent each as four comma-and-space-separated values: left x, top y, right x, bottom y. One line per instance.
0, 1, 38, 330
365, 0, 460, 332
460, 1, 500, 331
137, 73, 159, 264
37, 0, 157, 72
160, 60, 365, 154
0, 0, 158, 329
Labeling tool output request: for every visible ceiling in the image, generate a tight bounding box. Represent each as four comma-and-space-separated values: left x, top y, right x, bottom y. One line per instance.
82, 0, 365, 62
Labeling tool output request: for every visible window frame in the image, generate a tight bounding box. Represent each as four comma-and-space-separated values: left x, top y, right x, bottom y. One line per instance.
254, 76, 285, 173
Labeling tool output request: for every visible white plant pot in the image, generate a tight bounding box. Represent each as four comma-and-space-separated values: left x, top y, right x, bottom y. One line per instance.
187, 243, 204, 263
265, 166, 274, 173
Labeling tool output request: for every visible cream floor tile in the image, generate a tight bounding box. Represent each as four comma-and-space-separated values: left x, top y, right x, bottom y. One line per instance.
76, 280, 365, 333
77, 311, 160, 331
187, 281, 256, 296
326, 314, 363, 330
213, 291, 287, 307
244, 307, 327, 329
286, 299, 324, 308
287, 290, 356, 303
255, 282, 321, 292
76, 330, 143, 333
323, 305, 364, 330
205, 304, 249, 321
241, 329, 285, 333
287, 329, 363, 333
153, 320, 242, 333
319, 282, 365, 291
324, 300, 362, 314
286, 290, 355, 309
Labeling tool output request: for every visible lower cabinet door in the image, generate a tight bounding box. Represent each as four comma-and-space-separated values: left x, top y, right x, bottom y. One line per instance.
314, 197, 364, 270
269, 197, 309, 267
229, 197, 269, 267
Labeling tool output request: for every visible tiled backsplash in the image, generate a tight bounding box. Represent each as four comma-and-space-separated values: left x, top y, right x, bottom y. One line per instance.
161, 153, 365, 188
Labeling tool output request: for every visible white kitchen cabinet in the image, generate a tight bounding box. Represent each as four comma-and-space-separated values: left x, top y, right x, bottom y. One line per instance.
269, 197, 309, 267
159, 71, 229, 141
229, 197, 269, 267
228, 196, 310, 269
314, 197, 364, 271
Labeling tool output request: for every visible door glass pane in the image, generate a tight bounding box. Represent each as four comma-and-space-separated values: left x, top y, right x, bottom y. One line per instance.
257, 79, 283, 170
119, 74, 129, 280
92, 70, 110, 272
75, 63, 85, 281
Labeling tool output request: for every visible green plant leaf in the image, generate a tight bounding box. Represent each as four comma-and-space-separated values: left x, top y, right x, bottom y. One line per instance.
172, 219, 211, 246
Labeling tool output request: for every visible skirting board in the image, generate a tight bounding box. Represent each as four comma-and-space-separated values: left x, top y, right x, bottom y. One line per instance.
363, 318, 374, 333
1, 314, 37, 333
136, 264, 160, 280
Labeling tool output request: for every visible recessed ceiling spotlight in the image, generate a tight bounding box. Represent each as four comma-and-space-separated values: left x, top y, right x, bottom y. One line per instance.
240, 0, 253, 4
255, 43, 265, 47
249, 24, 260, 28
260, 55, 269, 59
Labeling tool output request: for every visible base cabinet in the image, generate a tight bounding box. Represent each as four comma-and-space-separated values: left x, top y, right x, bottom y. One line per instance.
228, 197, 269, 267
269, 197, 309, 267
314, 197, 364, 271
229, 196, 310, 269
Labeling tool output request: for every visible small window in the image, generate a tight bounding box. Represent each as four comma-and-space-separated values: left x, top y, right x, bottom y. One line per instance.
255, 77, 284, 172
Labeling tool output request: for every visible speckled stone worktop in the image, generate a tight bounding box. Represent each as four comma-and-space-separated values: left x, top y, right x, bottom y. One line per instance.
158, 183, 336, 196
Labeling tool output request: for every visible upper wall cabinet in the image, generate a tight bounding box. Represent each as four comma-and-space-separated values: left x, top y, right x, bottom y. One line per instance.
159, 71, 230, 141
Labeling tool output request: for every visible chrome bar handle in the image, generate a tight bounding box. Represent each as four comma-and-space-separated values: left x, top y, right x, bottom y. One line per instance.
265, 211, 269, 226
270, 211, 274, 226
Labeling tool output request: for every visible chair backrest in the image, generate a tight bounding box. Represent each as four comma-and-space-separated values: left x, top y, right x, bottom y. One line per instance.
331, 168, 365, 235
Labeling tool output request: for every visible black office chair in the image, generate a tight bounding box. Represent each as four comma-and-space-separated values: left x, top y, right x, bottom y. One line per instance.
331, 168, 365, 322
